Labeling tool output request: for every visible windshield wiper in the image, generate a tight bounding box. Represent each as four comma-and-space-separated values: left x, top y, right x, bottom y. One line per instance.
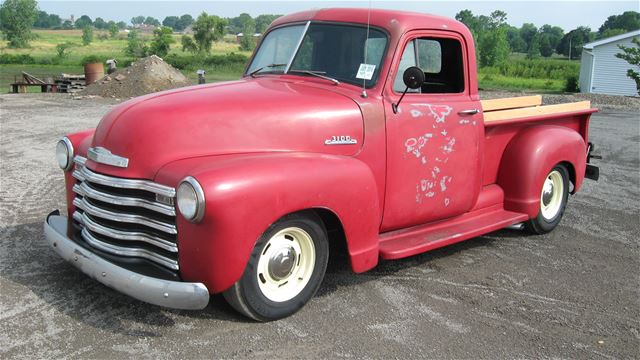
249, 63, 287, 77
288, 70, 340, 85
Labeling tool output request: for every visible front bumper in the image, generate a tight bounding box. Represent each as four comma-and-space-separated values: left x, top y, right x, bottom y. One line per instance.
44, 211, 209, 310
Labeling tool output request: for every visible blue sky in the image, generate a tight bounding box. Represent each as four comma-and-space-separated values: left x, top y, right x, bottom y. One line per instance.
36, 1, 639, 31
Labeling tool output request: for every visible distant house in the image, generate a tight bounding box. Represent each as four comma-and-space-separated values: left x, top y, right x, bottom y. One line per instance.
579, 30, 640, 96
236, 33, 263, 43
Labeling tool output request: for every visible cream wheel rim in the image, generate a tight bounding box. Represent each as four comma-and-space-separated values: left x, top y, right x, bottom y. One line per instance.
540, 170, 564, 220
256, 227, 316, 302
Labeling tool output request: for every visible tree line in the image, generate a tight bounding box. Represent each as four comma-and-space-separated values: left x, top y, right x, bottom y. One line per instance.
456, 9, 640, 65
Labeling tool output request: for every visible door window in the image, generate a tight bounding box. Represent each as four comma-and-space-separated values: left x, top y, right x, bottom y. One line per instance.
393, 37, 465, 94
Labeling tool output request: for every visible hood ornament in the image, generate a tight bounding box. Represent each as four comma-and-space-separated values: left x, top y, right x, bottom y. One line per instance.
87, 147, 129, 168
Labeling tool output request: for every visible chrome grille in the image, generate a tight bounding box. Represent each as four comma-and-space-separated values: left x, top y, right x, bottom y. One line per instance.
71, 156, 179, 271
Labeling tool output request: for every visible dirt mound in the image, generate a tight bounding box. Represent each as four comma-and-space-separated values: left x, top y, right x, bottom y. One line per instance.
80, 55, 192, 98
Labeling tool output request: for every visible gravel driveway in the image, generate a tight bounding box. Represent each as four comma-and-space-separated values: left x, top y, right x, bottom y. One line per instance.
1, 93, 638, 359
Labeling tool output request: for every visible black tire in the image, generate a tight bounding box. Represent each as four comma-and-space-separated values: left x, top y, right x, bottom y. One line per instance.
525, 164, 570, 235
223, 212, 329, 321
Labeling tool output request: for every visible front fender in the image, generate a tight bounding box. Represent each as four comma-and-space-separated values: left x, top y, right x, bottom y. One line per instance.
497, 125, 586, 218
156, 152, 381, 293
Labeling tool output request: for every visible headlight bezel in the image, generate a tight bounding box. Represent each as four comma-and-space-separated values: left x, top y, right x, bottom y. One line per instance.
56, 137, 74, 171
177, 176, 206, 223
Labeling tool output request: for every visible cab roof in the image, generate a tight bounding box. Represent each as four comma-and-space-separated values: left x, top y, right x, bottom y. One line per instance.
270, 8, 472, 38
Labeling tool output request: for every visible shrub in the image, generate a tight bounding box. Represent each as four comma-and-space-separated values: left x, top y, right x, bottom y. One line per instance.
0, 53, 35, 64
564, 75, 579, 92
82, 26, 93, 46
81, 55, 104, 65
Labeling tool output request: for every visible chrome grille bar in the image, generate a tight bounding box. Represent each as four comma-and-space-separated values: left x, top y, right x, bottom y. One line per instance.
73, 211, 178, 253
73, 157, 175, 198
73, 182, 176, 216
73, 197, 177, 235
80, 228, 179, 270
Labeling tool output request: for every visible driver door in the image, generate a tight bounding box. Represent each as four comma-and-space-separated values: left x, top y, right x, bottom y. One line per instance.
381, 31, 483, 232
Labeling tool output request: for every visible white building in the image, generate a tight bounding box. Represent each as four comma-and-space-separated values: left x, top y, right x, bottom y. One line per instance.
579, 30, 640, 96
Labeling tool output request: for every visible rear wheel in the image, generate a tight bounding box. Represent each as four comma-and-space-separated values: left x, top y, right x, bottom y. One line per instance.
223, 212, 329, 321
525, 164, 570, 234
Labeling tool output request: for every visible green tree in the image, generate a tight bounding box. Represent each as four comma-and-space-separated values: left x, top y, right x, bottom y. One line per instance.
599, 11, 640, 34
116, 21, 127, 30
62, 20, 73, 30
557, 26, 592, 59
229, 13, 253, 34
615, 37, 640, 94
506, 25, 527, 52
34, 10, 61, 28
131, 16, 145, 26
108, 21, 118, 38
176, 14, 194, 31
526, 32, 541, 59
239, 18, 256, 51
82, 26, 94, 46
163, 16, 179, 30
75, 15, 93, 28
255, 14, 281, 33
0, 0, 38, 48
125, 29, 148, 57
539, 33, 554, 57
519, 23, 538, 51
94, 17, 107, 29
599, 28, 628, 39
145, 16, 160, 27
150, 26, 175, 57
478, 10, 510, 67
181, 12, 226, 53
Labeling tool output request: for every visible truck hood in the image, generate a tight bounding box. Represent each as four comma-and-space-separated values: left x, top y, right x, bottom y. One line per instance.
87, 78, 363, 180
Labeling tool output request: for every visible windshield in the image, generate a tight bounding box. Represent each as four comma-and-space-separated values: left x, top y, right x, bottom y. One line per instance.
246, 23, 388, 87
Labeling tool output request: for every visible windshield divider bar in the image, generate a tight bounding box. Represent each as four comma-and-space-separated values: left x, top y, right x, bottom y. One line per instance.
285, 21, 311, 74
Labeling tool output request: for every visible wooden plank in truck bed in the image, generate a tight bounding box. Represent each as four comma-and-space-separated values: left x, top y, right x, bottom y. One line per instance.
481, 95, 542, 112
483, 101, 592, 123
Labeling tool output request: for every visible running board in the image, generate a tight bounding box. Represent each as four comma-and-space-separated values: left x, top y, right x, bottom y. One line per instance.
378, 209, 528, 260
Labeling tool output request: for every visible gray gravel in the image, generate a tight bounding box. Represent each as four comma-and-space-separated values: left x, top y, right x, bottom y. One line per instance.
1, 93, 638, 359
480, 90, 640, 112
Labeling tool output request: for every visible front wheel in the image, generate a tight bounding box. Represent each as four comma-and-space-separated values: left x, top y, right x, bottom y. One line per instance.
525, 164, 570, 234
223, 212, 329, 321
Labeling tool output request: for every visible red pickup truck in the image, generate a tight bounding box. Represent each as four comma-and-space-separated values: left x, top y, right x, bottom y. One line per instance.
45, 8, 600, 321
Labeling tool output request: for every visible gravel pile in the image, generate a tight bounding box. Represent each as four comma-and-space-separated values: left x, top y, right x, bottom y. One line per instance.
480, 90, 640, 112
80, 55, 192, 98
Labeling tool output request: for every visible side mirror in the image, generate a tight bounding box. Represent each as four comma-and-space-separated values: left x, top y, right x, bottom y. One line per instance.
393, 66, 424, 114
403, 66, 425, 89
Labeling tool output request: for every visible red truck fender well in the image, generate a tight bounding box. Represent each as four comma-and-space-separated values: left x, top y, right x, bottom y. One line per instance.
497, 125, 586, 218
155, 152, 381, 293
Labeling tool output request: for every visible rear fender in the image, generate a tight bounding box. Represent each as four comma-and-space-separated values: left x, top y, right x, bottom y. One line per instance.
497, 125, 586, 218
156, 153, 381, 293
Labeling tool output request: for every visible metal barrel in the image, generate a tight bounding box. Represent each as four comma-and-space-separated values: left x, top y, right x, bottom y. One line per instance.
84, 63, 105, 86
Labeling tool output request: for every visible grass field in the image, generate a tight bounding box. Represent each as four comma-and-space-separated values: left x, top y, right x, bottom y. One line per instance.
1, 29, 579, 94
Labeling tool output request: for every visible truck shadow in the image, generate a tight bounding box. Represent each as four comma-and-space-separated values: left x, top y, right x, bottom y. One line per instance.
0, 221, 246, 338
2, 221, 528, 333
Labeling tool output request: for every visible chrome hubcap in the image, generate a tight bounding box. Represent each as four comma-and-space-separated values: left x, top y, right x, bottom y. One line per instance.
256, 227, 316, 302
542, 180, 554, 206
268, 246, 297, 280
540, 170, 564, 220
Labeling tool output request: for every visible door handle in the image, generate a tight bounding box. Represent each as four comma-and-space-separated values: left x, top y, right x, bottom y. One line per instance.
458, 109, 479, 116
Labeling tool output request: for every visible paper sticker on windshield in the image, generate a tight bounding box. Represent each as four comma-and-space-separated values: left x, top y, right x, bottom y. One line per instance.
356, 64, 376, 80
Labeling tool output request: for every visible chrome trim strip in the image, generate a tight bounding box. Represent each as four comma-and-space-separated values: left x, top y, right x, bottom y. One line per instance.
44, 214, 209, 310
73, 197, 177, 235
80, 228, 178, 270
284, 21, 310, 73
72, 157, 176, 198
73, 182, 176, 216
73, 211, 178, 253
87, 147, 129, 168
75, 156, 87, 166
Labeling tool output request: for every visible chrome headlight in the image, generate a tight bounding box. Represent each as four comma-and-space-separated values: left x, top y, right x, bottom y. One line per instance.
177, 176, 205, 223
56, 137, 74, 171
